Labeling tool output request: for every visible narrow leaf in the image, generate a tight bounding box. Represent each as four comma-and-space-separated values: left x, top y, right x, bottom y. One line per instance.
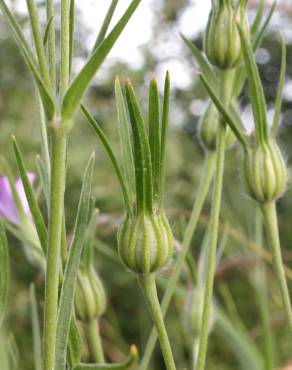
272, 35, 286, 137
67, 318, 83, 368
253, 2, 276, 51
83, 208, 99, 271
73, 345, 138, 370
180, 33, 218, 91
43, 16, 54, 47
238, 24, 268, 145
61, 0, 141, 120
54, 154, 95, 370
115, 77, 135, 201
81, 104, 131, 213
93, 0, 119, 51
125, 80, 153, 213
30, 284, 42, 370
7, 333, 19, 370
0, 0, 55, 120
148, 78, 160, 204
251, 0, 265, 36
199, 74, 249, 149
12, 136, 48, 254
0, 223, 9, 327
26, 0, 50, 87
36, 155, 50, 212
159, 71, 170, 205
69, 0, 75, 73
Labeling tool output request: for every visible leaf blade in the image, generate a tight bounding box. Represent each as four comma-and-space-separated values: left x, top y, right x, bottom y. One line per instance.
61, 0, 141, 120
12, 136, 48, 254
54, 154, 95, 370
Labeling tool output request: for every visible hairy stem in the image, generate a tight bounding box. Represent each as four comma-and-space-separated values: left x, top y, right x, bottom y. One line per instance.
138, 274, 176, 370
196, 69, 233, 370
261, 201, 292, 335
43, 127, 67, 370
60, 0, 70, 97
140, 152, 216, 370
86, 318, 105, 364
46, 0, 56, 95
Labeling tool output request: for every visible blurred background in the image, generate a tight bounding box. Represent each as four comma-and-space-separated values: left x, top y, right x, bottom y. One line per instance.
1, 0, 292, 369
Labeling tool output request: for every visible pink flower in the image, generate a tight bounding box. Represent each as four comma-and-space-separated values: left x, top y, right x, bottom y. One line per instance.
0, 173, 35, 225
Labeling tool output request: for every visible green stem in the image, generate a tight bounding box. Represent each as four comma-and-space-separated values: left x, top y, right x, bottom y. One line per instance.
140, 152, 216, 370
86, 318, 105, 364
46, 0, 56, 95
138, 274, 176, 370
261, 201, 292, 335
196, 123, 226, 370
195, 69, 233, 370
254, 207, 274, 370
43, 127, 67, 370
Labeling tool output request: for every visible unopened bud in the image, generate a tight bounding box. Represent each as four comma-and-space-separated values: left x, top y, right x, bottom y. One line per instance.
243, 140, 287, 203
204, 0, 249, 70
75, 268, 106, 322
118, 212, 173, 274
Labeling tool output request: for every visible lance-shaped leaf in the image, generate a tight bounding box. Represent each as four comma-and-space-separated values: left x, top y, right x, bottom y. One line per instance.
12, 136, 48, 253
125, 80, 153, 213
251, 0, 265, 36
54, 154, 95, 370
26, 0, 50, 87
82, 208, 99, 271
30, 285, 42, 370
233, 3, 276, 99
67, 318, 83, 368
272, 35, 286, 137
43, 16, 54, 47
148, 78, 160, 204
92, 0, 119, 51
81, 104, 131, 214
0, 223, 9, 327
180, 33, 218, 91
0, 0, 55, 120
69, 0, 75, 73
73, 345, 138, 370
61, 0, 141, 120
159, 71, 170, 206
253, 1, 276, 51
115, 77, 135, 201
199, 74, 249, 150
238, 24, 268, 145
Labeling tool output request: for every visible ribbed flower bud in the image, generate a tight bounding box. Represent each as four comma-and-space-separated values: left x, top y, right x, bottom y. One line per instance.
199, 101, 235, 151
204, 0, 249, 70
75, 268, 106, 322
118, 212, 173, 275
243, 140, 287, 203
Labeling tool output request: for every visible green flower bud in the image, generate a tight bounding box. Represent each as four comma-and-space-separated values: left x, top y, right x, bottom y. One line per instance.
118, 212, 173, 275
204, 0, 249, 70
243, 140, 287, 203
199, 101, 235, 151
75, 268, 106, 322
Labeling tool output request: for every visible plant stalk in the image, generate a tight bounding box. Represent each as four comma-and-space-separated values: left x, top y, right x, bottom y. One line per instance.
195, 69, 233, 370
261, 201, 292, 335
138, 274, 176, 370
43, 126, 67, 370
140, 151, 216, 370
86, 318, 105, 364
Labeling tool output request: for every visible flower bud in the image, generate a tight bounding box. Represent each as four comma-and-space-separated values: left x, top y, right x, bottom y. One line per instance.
243, 140, 287, 203
204, 0, 249, 70
118, 212, 173, 275
75, 268, 106, 322
199, 101, 235, 151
